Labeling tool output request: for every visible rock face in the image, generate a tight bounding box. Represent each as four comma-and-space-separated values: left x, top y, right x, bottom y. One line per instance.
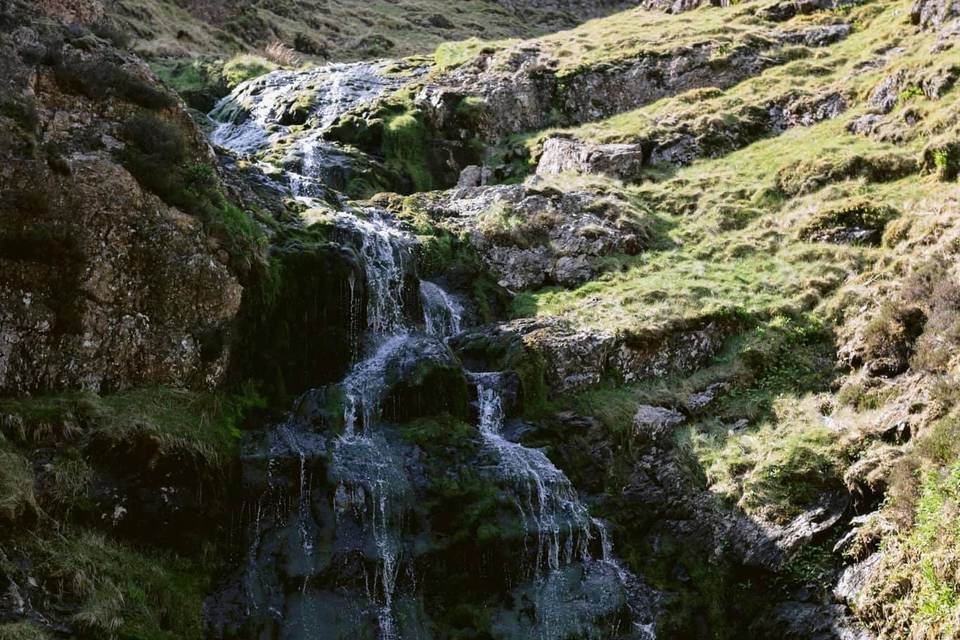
402, 184, 652, 290
0, 4, 244, 394
503, 315, 733, 393
536, 90, 848, 180
0, 161, 242, 393
911, 0, 960, 29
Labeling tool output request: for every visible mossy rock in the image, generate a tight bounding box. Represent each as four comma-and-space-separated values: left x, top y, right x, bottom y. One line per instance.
776, 153, 917, 196
798, 199, 900, 245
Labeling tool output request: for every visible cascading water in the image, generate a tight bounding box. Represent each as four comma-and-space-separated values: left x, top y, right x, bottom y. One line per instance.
206, 59, 658, 640
419, 281, 464, 341
471, 374, 658, 640
209, 60, 427, 199
472, 372, 593, 574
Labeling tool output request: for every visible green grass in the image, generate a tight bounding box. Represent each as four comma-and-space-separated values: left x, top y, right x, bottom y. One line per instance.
110, 0, 617, 63
0, 622, 54, 640
26, 528, 217, 639
0, 449, 36, 524
0, 387, 265, 463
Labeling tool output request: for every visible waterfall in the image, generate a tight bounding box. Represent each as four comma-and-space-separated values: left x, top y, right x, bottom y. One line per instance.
473, 373, 658, 639
206, 58, 659, 640
420, 281, 464, 340
472, 373, 593, 575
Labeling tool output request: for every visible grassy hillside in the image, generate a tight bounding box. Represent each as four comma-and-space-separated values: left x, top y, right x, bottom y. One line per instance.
106, 0, 631, 61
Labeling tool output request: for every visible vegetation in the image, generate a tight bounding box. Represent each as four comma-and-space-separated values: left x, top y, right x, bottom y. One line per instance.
222, 54, 278, 88
103, 0, 618, 63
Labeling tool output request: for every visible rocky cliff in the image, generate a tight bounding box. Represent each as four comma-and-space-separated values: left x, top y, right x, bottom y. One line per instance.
2, 0, 960, 638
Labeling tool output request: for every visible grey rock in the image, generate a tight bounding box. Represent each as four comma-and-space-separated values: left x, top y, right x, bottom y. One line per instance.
405, 184, 650, 289
911, 0, 960, 30
834, 552, 884, 608
457, 164, 494, 187
536, 137, 646, 179
507, 317, 617, 392
687, 382, 729, 411
633, 405, 686, 444
768, 602, 875, 640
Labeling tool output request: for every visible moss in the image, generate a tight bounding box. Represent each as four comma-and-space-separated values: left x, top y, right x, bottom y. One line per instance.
400, 415, 474, 448
383, 110, 433, 192
434, 38, 492, 71
0, 387, 265, 464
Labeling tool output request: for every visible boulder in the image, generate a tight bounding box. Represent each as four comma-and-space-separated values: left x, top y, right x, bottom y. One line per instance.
633, 405, 685, 445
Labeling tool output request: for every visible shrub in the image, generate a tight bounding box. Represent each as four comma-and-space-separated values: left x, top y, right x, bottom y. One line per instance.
858, 300, 926, 376
776, 153, 917, 196
263, 40, 300, 67
222, 55, 277, 88
54, 56, 173, 110
922, 140, 959, 182
120, 112, 188, 201
798, 199, 900, 245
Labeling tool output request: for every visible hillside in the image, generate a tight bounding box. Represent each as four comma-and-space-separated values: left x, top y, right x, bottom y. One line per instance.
2, 0, 960, 638
102, 0, 639, 60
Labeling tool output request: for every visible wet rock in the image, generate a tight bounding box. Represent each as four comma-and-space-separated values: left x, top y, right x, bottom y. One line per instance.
763, 602, 875, 640
380, 335, 470, 422
233, 242, 366, 400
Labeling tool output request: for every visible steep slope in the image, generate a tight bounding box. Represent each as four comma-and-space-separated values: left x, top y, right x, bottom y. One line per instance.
102, 0, 641, 61
2, 0, 960, 638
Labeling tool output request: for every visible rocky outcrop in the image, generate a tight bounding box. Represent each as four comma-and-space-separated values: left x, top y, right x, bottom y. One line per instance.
504, 314, 734, 392
401, 184, 652, 290
536, 137, 646, 180
536, 89, 848, 180
910, 0, 960, 30
0, 4, 248, 394
496, 0, 638, 14
425, 34, 802, 142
